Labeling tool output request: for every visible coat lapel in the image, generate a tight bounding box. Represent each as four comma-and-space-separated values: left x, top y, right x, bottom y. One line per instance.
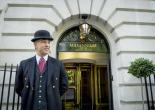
28, 56, 36, 89
47, 56, 55, 86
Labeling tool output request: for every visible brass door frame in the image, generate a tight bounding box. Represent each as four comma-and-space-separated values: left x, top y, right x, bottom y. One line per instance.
65, 63, 94, 106
64, 63, 109, 108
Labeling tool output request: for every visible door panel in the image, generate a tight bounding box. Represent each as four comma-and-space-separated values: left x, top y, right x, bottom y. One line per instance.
81, 67, 92, 105
63, 63, 109, 110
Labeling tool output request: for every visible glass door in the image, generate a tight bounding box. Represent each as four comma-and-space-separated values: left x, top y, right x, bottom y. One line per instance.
63, 63, 110, 110
96, 66, 109, 109
63, 63, 93, 108
80, 64, 94, 110
62, 63, 78, 107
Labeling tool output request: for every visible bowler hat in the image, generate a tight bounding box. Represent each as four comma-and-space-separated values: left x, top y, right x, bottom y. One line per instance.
31, 30, 54, 42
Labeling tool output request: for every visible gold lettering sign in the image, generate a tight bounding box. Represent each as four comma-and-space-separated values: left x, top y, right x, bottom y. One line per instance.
69, 43, 96, 48
58, 42, 106, 52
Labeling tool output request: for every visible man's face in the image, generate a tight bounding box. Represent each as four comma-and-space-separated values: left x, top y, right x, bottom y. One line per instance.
34, 39, 50, 56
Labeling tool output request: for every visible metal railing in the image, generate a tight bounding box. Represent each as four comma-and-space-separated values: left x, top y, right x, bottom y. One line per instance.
144, 75, 155, 110
0, 64, 20, 110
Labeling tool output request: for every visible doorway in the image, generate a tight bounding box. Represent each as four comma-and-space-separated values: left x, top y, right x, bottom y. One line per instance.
63, 63, 110, 110
57, 26, 113, 110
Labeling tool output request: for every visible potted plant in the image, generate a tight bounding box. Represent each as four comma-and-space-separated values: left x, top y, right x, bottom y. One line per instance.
128, 58, 155, 110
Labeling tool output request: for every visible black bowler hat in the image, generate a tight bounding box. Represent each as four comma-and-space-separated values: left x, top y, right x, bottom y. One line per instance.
31, 30, 54, 42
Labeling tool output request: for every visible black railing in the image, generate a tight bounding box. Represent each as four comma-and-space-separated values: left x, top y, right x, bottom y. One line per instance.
144, 75, 155, 110
0, 64, 20, 110
0, 64, 155, 110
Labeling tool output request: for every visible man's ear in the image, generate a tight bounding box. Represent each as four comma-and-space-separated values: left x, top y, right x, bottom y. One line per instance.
33, 42, 37, 50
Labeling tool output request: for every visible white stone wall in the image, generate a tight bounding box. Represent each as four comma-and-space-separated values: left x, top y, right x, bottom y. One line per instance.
110, 1, 155, 110
0, 0, 155, 110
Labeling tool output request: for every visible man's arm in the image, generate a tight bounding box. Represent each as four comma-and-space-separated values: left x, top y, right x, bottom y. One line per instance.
59, 61, 68, 96
15, 61, 24, 96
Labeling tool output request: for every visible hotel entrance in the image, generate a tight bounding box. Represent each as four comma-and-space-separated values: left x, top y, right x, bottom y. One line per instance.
57, 26, 113, 110
63, 63, 109, 110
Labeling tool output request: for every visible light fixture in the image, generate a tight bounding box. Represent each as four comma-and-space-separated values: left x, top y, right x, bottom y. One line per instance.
79, 15, 91, 42
79, 23, 91, 36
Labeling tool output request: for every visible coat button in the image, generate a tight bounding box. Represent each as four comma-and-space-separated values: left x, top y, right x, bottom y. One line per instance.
26, 85, 29, 88
39, 90, 42, 93
56, 77, 58, 80
53, 85, 55, 88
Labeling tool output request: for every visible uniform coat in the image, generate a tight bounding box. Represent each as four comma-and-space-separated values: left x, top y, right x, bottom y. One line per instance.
15, 56, 68, 110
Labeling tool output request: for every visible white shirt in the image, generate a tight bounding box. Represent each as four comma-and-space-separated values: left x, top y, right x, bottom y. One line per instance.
36, 54, 48, 65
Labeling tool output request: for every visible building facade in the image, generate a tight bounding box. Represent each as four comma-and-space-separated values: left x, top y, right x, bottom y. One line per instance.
0, 0, 155, 110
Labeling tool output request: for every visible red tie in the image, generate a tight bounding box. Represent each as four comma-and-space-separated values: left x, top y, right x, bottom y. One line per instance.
38, 57, 46, 73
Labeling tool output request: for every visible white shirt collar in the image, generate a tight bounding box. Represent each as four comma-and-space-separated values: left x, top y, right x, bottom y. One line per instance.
36, 54, 48, 64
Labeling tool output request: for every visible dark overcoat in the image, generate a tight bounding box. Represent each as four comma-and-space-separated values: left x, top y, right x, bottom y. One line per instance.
15, 56, 68, 110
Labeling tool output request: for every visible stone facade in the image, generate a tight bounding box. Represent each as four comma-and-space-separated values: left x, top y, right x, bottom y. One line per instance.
0, 0, 155, 110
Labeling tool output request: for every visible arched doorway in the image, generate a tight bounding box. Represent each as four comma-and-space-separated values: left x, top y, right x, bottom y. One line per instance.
57, 26, 113, 110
